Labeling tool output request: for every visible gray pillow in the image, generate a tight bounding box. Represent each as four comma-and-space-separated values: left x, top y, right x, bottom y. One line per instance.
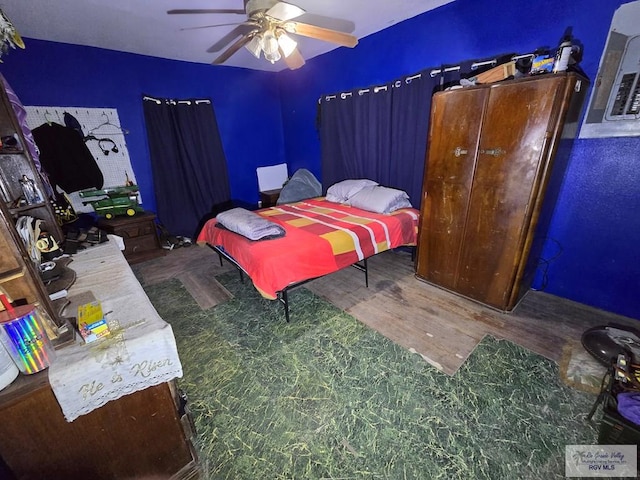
347, 185, 412, 214
325, 179, 378, 203
276, 168, 322, 205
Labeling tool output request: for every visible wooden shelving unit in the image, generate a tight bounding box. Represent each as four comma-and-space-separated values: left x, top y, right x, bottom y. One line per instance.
0, 81, 70, 343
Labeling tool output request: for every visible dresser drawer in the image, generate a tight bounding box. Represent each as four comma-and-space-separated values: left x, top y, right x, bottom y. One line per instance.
123, 234, 159, 258
116, 221, 156, 239
97, 212, 164, 265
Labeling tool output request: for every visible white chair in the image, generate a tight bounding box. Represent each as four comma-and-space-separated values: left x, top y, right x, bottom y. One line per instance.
257, 163, 288, 192
256, 163, 288, 208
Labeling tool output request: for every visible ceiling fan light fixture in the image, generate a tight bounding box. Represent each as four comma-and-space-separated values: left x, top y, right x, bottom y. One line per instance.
183, 1, 356, 69
261, 29, 281, 63
264, 48, 281, 64
277, 31, 297, 58
245, 35, 262, 58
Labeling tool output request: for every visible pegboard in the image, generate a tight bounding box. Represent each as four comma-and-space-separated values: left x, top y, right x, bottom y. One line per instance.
24, 106, 140, 213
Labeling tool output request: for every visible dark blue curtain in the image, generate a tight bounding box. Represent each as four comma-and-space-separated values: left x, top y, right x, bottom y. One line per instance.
320, 70, 439, 208
389, 74, 437, 209
142, 96, 230, 238
319, 57, 504, 209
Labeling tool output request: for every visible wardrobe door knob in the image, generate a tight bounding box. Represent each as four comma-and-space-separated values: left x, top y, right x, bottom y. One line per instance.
479, 147, 505, 157
453, 147, 468, 157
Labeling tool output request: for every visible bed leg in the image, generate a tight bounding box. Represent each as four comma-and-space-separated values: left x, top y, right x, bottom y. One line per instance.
364, 258, 369, 288
281, 289, 290, 323
216, 250, 223, 267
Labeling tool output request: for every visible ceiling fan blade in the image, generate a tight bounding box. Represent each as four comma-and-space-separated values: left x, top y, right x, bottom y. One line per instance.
180, 22, 245, 31
168, 9, 246, 15
284, 22, 358, 48
266, 2, 305, 22
207, 24, 259, 53
294, 13, 355, 34
212, 34, 254, 65
283, 48, 305, 70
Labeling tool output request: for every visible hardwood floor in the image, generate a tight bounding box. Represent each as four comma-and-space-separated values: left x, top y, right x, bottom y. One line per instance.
135, 244, 639, 375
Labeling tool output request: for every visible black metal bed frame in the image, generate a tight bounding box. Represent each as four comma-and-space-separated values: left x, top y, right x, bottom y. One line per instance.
209, 244, 368, 322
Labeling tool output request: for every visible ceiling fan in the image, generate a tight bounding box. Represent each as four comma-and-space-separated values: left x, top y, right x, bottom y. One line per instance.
168, 0, 358, 70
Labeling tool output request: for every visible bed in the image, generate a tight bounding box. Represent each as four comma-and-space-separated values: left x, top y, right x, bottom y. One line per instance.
196, 196, 419, 321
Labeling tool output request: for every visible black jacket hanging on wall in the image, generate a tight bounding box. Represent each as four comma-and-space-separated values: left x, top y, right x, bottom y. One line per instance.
32, 122, 104, 193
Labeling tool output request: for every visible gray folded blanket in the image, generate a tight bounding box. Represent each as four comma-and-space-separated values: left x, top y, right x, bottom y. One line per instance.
216, 207, 285, 241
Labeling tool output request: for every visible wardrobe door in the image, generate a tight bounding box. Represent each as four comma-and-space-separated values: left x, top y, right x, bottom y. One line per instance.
415, 87, 488, 290
455, 76, 566, 309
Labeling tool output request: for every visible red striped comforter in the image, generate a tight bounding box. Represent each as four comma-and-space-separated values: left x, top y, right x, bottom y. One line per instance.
196, 198, 419, 299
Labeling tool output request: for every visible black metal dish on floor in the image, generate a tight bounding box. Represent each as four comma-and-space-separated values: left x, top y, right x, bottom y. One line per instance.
581, 323, 640, 367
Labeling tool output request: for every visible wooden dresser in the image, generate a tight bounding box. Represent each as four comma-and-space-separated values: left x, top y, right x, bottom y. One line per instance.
415, 72, 588, 311
0, 376, 199, 479
97, 211, 164, 264
0, 240, 200, 479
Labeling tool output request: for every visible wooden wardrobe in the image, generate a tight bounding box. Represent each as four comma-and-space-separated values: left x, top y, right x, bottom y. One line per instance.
415, 72, 587, 311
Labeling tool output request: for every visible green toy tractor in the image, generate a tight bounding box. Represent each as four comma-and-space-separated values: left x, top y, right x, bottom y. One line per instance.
79, 185, 144, 219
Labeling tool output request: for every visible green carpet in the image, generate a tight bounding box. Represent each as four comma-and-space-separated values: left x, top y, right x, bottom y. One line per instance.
141, 272, 600, 480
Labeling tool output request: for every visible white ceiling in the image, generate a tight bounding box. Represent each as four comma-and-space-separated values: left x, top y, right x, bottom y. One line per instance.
0, 0, 454, 72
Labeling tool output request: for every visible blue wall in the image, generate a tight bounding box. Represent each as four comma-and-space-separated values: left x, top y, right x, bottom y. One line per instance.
0, 39, 286, 213
1, 0, 638, 320
278, 0, 640, 320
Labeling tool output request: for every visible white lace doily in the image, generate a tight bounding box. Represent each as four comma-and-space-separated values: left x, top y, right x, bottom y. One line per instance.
48, 238, 183, 422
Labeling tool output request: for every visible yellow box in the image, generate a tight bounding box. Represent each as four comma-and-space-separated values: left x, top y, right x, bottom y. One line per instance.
77, 301, 110, 343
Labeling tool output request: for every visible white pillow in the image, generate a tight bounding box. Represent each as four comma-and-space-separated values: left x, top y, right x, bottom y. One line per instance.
325, 179, 378, 203
347, 185, 412, 214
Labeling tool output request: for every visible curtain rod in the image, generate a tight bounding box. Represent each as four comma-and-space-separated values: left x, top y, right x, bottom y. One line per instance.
319, 52, 535, 102
428, 52, 536, 78
429, 59, 496, 77
512, 53, 535, 61
471, 59, 497, 70
429, 65, 461, 78
143, 96, 211, 105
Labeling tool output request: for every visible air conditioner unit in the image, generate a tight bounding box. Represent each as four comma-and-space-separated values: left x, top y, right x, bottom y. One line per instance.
580, 1, 640, 138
